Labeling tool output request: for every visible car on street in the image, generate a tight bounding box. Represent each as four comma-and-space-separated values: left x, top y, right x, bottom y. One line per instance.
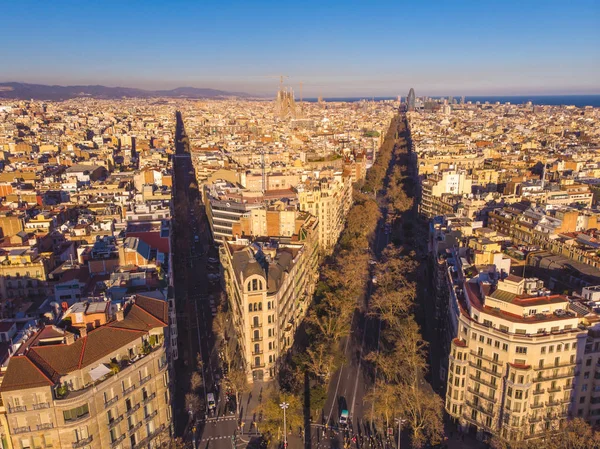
207, 393, 216, 411
340, 409, 349, 427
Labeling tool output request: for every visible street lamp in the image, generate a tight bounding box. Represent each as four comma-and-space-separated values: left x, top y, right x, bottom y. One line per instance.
280, 402, 289, 448
395, 417, 406, 449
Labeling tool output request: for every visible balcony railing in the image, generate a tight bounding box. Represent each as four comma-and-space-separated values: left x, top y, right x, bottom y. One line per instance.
467, 387, 496, 403
252, 363, 265, 369
108, 415, 124, 429
72, 436, 93, 448
13, 426, 30, 434
123, 384, 136, 395
533, 388, 545, 395
129, 421, 142, 434
469, 350, 503, 366
465, 400, 494, 417
144, 410, 158, 422
139, 374, 151, 386
468, 361, 502, 377
37, 423, 54, 430
252, 350, 263, 356
547, 386, 562, 393
8, 405, 27, 413
133, 423, 166, 449
468, 374, 497, 389
143, 392, 156, 405
33, 402, 50, 410
126, 403, 140, 416
104, 395, 119, 408
111, 434, 125, 448
531, 402, 544, 409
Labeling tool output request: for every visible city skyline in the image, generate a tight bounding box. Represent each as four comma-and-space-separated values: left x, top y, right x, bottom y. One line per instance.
1, 0, 598, 96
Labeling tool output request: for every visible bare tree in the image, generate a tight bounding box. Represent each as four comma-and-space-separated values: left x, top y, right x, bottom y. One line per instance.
228, 367, 250, 415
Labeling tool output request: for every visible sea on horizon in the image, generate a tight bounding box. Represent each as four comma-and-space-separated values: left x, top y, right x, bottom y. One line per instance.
304, 94, 600, 108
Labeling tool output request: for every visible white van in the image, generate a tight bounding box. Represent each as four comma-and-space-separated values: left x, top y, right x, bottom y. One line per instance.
207, 393, 216, 410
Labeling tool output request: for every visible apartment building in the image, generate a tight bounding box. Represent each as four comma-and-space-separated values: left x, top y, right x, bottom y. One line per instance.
219, 215, 318, 382
0, 295, 173, 449
420, 170, 473, 219
445, 273, 585, 443
296, 175, 352, 255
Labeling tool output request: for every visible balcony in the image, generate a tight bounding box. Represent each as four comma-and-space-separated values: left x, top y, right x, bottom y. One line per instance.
111, 434, 125, 448
252, 350, 263, 356
8, 405, 27, 413
123, 384, 136, 395
468, 361, 502, 377
143, 393, 156, 405
108, 415, 124, 429
563, 384, 574, 391
251, 337, 262, 342
529, 416, 542, 423
252, 363, 265, 369
469, 350, 503, 366
465, 400, 494, 417
467, 387, 496, 402
104, 395, 119, 408
531, 402, 544, 409
469, 374, 497, 389
547, 386, 561, 393
33, 402, 50, 410
140, 374, 151, 386
126, 403, 141, 416
534, 370, 575, 382
72, 436, 93, 448
129, 421, 142, 434
133, 423, 166, 449
144, 410, 158, 422
158, 361, 168, 371
250, 323, 262, 329
532, 388, 545, 395
13, 426, 30, 434
37, 423, 54, 430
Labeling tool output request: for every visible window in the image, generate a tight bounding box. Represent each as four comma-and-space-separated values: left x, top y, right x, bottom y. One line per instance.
479, 335, 485, 343
248, 304, 252, 312
516, 346, 527, 354
20, 439, 31, 449
502, 343, 508, 352
63, 404, 89, 422
587, 359, 592, 367
494, 341, 500, 348
252, 279, 258, 290
541, 346, 546, 355
73, 426, 89, 442
565, 343, 570, 350
515, 390, 523, 400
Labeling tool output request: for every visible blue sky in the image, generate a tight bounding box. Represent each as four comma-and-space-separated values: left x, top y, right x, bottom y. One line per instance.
0, 0, 598, 96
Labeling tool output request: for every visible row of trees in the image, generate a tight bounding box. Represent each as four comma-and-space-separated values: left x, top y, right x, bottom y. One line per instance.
363, 123, 444, 448
255, 116, 404, 446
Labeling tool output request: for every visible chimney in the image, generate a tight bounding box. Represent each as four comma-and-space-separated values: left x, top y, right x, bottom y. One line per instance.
79, 328, 87, 338
116, 310, 125, 322
64, 333, 75, 345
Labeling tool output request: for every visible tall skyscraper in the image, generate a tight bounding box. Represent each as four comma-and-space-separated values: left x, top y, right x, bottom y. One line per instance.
407, 88, 416, 111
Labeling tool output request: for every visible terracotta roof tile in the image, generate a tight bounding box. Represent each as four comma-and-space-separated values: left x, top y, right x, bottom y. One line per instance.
0, 356, 53, 392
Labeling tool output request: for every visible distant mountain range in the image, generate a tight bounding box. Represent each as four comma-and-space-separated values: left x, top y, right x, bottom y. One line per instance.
0, 82, 254, 101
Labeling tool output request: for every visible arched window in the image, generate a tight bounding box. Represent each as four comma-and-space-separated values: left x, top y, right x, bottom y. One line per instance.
259, 280, 263, 290
253, 316, 259, 327
252, 279, 258, 290
267, 301, 271, 310
258, 302, 262, 311
248, 304, 252, 312
247, 281, 251, 292
268, 315, 272, 324
253, 330, 259, 340
253, 303, 258, 312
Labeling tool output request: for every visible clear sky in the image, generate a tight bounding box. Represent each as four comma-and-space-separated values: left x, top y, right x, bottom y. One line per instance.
1, 0, 598, 97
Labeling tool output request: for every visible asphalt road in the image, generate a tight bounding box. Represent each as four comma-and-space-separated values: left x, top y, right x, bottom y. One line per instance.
311, 119, 407, 449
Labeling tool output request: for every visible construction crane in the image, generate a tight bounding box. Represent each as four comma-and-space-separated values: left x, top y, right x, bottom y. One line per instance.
266, 75, 290, 90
